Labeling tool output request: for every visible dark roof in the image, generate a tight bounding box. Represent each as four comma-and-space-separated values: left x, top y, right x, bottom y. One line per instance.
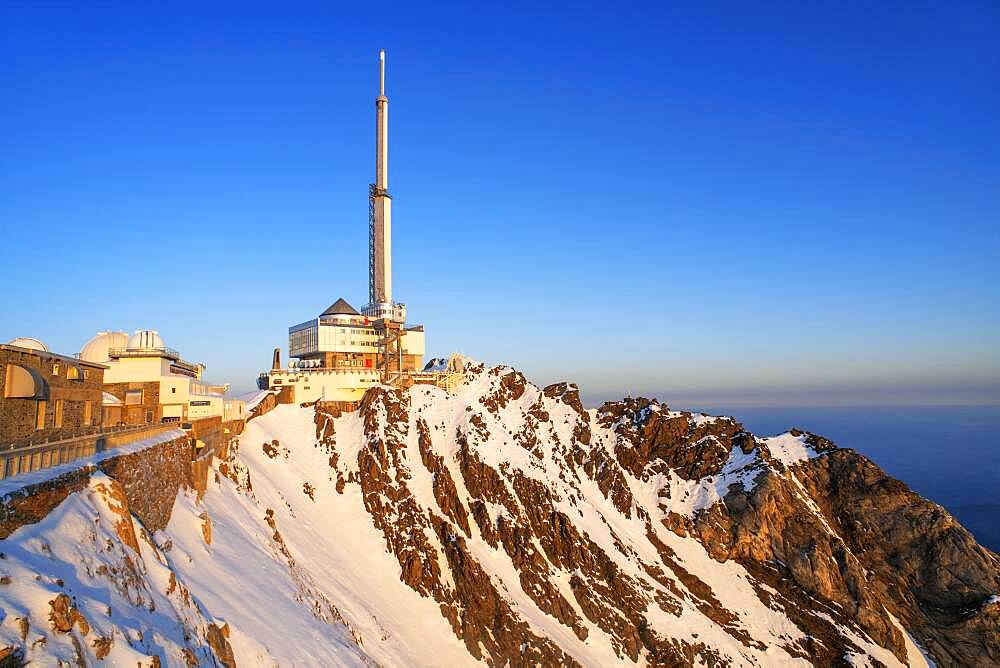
321, 298, 359, 317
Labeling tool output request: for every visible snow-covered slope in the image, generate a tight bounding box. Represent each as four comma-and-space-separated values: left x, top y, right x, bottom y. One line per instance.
2, 362, 998, 666
0, 473, 238, 665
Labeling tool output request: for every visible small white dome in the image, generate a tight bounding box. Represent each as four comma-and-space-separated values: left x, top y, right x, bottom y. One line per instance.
127, 329, 165, 350
7, 337, 49, 352
79, 331, 129, 363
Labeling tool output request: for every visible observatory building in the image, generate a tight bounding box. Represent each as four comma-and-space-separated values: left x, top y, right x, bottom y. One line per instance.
79, 329, 245, 425
260, 50, 455, 406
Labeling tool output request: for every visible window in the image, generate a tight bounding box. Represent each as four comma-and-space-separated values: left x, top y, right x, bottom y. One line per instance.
52, 363, 60, 376
67, 367, 82, 381
36, 400, 46, 430
83, 400, 92, 426
54, 399, 63, 428
125, 389, 143, 405
171, 387, 176, 394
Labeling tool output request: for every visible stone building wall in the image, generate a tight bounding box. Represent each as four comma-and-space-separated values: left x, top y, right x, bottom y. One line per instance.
0, 346, 106, 445
103, 381, 162, 425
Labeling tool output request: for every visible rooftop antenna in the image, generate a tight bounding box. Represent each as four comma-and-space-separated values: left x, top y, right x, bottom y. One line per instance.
369, 48, 392, 308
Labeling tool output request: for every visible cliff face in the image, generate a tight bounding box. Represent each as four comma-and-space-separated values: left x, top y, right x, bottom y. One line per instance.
1, 363, 997, 666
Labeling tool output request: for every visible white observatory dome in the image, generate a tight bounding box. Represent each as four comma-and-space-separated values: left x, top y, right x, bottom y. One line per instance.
79, 331, 129, 363
127, 329, 166, 350
7, 337, 49, 352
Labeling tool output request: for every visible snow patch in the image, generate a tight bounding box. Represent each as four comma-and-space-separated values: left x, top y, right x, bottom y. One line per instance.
761, 432, 820, 466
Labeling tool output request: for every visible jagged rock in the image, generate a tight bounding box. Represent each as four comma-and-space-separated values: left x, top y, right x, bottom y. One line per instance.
200, 511, 213, 545
48, 594, 89, 635
263, 440, 280, 458
92, 635, 113, 659
206, 623, 236, 668
2, 361, 996, 666
0, 646, 24, 668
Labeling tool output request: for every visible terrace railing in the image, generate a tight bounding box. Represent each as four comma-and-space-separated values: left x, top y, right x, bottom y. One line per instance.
0, 423, 179, 481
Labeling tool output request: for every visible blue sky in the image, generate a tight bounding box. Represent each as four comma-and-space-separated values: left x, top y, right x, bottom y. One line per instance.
2, 2, 998, 405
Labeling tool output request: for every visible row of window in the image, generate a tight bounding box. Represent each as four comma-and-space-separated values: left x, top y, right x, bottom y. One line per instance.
274, 374, 375, 386
50, 363, 89, 381
35, 399, 95, 430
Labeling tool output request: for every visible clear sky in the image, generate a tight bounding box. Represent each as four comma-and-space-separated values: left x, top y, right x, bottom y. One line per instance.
2, 2, 998, 406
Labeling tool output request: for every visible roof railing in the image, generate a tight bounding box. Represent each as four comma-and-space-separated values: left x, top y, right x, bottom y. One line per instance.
108, 346, 181, 360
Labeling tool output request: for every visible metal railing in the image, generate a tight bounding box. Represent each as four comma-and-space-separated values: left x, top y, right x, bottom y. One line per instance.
361, 301, 407, 323
269, 367, 380, 376
410, 371, 464, 393
0, 424, 179, 481
108, 346, 181, 360
1, 421, 165, 452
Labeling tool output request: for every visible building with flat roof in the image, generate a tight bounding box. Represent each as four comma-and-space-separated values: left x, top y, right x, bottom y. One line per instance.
80, 330, 245, 425
1, 339, 107, 446
265, 297, 426, 404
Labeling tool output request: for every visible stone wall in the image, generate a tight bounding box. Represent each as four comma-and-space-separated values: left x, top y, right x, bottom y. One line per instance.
315, 400, 361, 416
1, 424, 177, 480
276, 384, 295, 405
103, 381, 162, 425
186, 416, 243, 494
99, 436, 192, 532
0, 346, 106, 445
0, 431, 192, 538
249, 392, 279, 420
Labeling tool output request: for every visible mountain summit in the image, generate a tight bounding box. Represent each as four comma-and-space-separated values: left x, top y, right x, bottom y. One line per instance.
1, 362, 997, 666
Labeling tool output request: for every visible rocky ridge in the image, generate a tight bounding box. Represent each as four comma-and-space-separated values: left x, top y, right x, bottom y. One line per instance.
1, 361, 997, 666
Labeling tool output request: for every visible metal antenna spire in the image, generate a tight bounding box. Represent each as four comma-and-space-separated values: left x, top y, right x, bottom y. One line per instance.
379, 49, 385, 96
369, 48, 393, 309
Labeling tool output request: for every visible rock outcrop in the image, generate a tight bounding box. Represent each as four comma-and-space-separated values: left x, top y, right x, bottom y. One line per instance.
1, 362, 996, 666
